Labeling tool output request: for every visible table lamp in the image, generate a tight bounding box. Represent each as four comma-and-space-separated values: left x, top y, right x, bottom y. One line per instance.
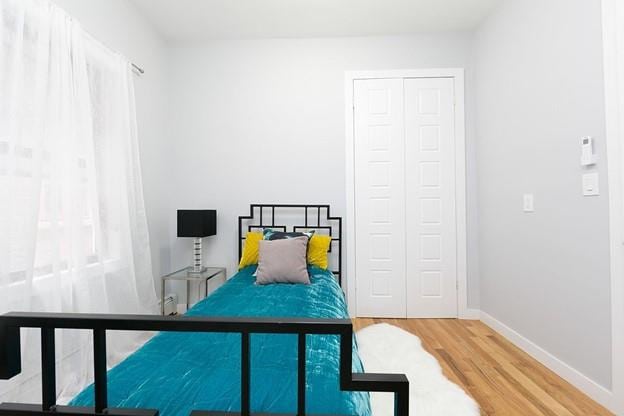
177, 210, 217, 274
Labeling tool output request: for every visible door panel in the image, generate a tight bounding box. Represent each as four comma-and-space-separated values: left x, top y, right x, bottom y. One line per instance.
404, 77, 457, 318
354, 78, 406, 318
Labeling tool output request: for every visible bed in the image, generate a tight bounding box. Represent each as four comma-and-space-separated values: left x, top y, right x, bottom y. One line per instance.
72, 265, 369, 415
0, 205, 409, 416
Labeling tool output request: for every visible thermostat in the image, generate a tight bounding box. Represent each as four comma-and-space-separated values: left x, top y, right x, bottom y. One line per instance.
581, 136, 597, 166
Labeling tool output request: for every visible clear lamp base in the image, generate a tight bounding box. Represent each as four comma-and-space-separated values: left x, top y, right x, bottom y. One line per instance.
187, 237, 206, 275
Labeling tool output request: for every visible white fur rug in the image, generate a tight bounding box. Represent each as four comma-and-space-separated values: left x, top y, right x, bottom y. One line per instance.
356, 323, 480, 416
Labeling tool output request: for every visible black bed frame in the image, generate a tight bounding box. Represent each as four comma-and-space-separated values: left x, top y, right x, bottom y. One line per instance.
238, 204, 342, 286
0, 204, 409, 416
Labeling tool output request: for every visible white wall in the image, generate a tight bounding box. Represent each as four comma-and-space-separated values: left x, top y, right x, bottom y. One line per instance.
166, 34, 481, 307
475, 0, 612, 391
53, 0, 172, 283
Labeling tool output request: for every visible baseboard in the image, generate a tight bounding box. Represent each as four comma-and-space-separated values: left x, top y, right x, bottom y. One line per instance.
479, 311, 616, 413
460, 308, 480, 320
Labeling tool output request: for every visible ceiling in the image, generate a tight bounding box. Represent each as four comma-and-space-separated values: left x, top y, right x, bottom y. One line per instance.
129, 0, 500, 42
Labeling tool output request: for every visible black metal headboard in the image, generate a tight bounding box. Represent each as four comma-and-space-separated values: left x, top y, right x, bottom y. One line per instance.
238, 204, 342, 286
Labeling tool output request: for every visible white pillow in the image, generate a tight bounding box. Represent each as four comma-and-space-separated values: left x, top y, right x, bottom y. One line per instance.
256, 236, 310, 284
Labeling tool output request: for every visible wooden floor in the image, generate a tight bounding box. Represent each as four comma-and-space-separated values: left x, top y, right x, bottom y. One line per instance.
353, 318, 613, 416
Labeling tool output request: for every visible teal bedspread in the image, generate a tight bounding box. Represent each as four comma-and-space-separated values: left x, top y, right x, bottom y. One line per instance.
70, 266, 371, 416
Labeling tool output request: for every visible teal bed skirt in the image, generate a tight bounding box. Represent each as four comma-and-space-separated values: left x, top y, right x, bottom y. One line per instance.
70, 266, 371, 416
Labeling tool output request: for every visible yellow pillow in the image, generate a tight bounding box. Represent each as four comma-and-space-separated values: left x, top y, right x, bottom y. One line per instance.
238, 231, 263, 269
307, 234, 332, 269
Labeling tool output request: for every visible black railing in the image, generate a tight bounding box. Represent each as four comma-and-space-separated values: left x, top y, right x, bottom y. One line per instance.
0, 313, 409, 416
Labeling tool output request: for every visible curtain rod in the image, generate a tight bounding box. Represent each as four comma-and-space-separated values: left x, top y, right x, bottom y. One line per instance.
49, 2, 145, 76
132, 63, 145, 75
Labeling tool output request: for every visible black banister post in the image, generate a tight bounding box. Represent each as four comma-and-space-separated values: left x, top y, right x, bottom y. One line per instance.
93, 329, 107, 414
40, 328, 56, 411
297, 333, 306, 416
339, 328, 352, 391
395, 386, 409, 416
0, 323, 20, 380
241, 332, 250, 416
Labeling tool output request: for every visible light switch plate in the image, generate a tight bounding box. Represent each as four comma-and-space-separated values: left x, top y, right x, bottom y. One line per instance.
523, 194, 534, 212
582, 173, 600, 196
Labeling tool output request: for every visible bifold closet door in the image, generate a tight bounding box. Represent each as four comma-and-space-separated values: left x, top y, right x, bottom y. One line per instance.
405, 77, 457, 318
353, 76, 458, 318
354, 78, 407, 318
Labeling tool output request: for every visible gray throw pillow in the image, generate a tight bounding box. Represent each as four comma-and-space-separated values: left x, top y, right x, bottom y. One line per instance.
256, 236, 310, 285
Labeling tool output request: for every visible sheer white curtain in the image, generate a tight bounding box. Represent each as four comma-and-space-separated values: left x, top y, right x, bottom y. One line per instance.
0, 0, 158, 404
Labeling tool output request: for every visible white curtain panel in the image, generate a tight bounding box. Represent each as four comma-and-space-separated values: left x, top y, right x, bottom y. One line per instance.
0, 0, 158, 404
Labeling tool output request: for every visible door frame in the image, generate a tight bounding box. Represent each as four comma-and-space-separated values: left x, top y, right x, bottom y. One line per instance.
602, 0, 624, 412
344, 69, 469, 318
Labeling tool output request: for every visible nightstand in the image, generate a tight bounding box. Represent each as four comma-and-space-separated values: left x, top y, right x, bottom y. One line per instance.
160, 267, 227, 315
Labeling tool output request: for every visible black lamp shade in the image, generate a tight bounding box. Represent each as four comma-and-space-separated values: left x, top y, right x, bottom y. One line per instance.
177, 210, 217, 238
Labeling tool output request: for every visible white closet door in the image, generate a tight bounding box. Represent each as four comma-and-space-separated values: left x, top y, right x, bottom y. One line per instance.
354, 78, 407, 318
404, 77, 457, 318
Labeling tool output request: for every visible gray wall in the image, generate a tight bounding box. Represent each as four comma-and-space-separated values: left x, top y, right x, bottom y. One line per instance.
474, 0, 612, 388
53, 0, 613, 393
165, 34, 481, 307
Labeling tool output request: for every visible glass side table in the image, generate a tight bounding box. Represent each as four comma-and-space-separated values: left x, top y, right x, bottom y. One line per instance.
160, 267, 227, 315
